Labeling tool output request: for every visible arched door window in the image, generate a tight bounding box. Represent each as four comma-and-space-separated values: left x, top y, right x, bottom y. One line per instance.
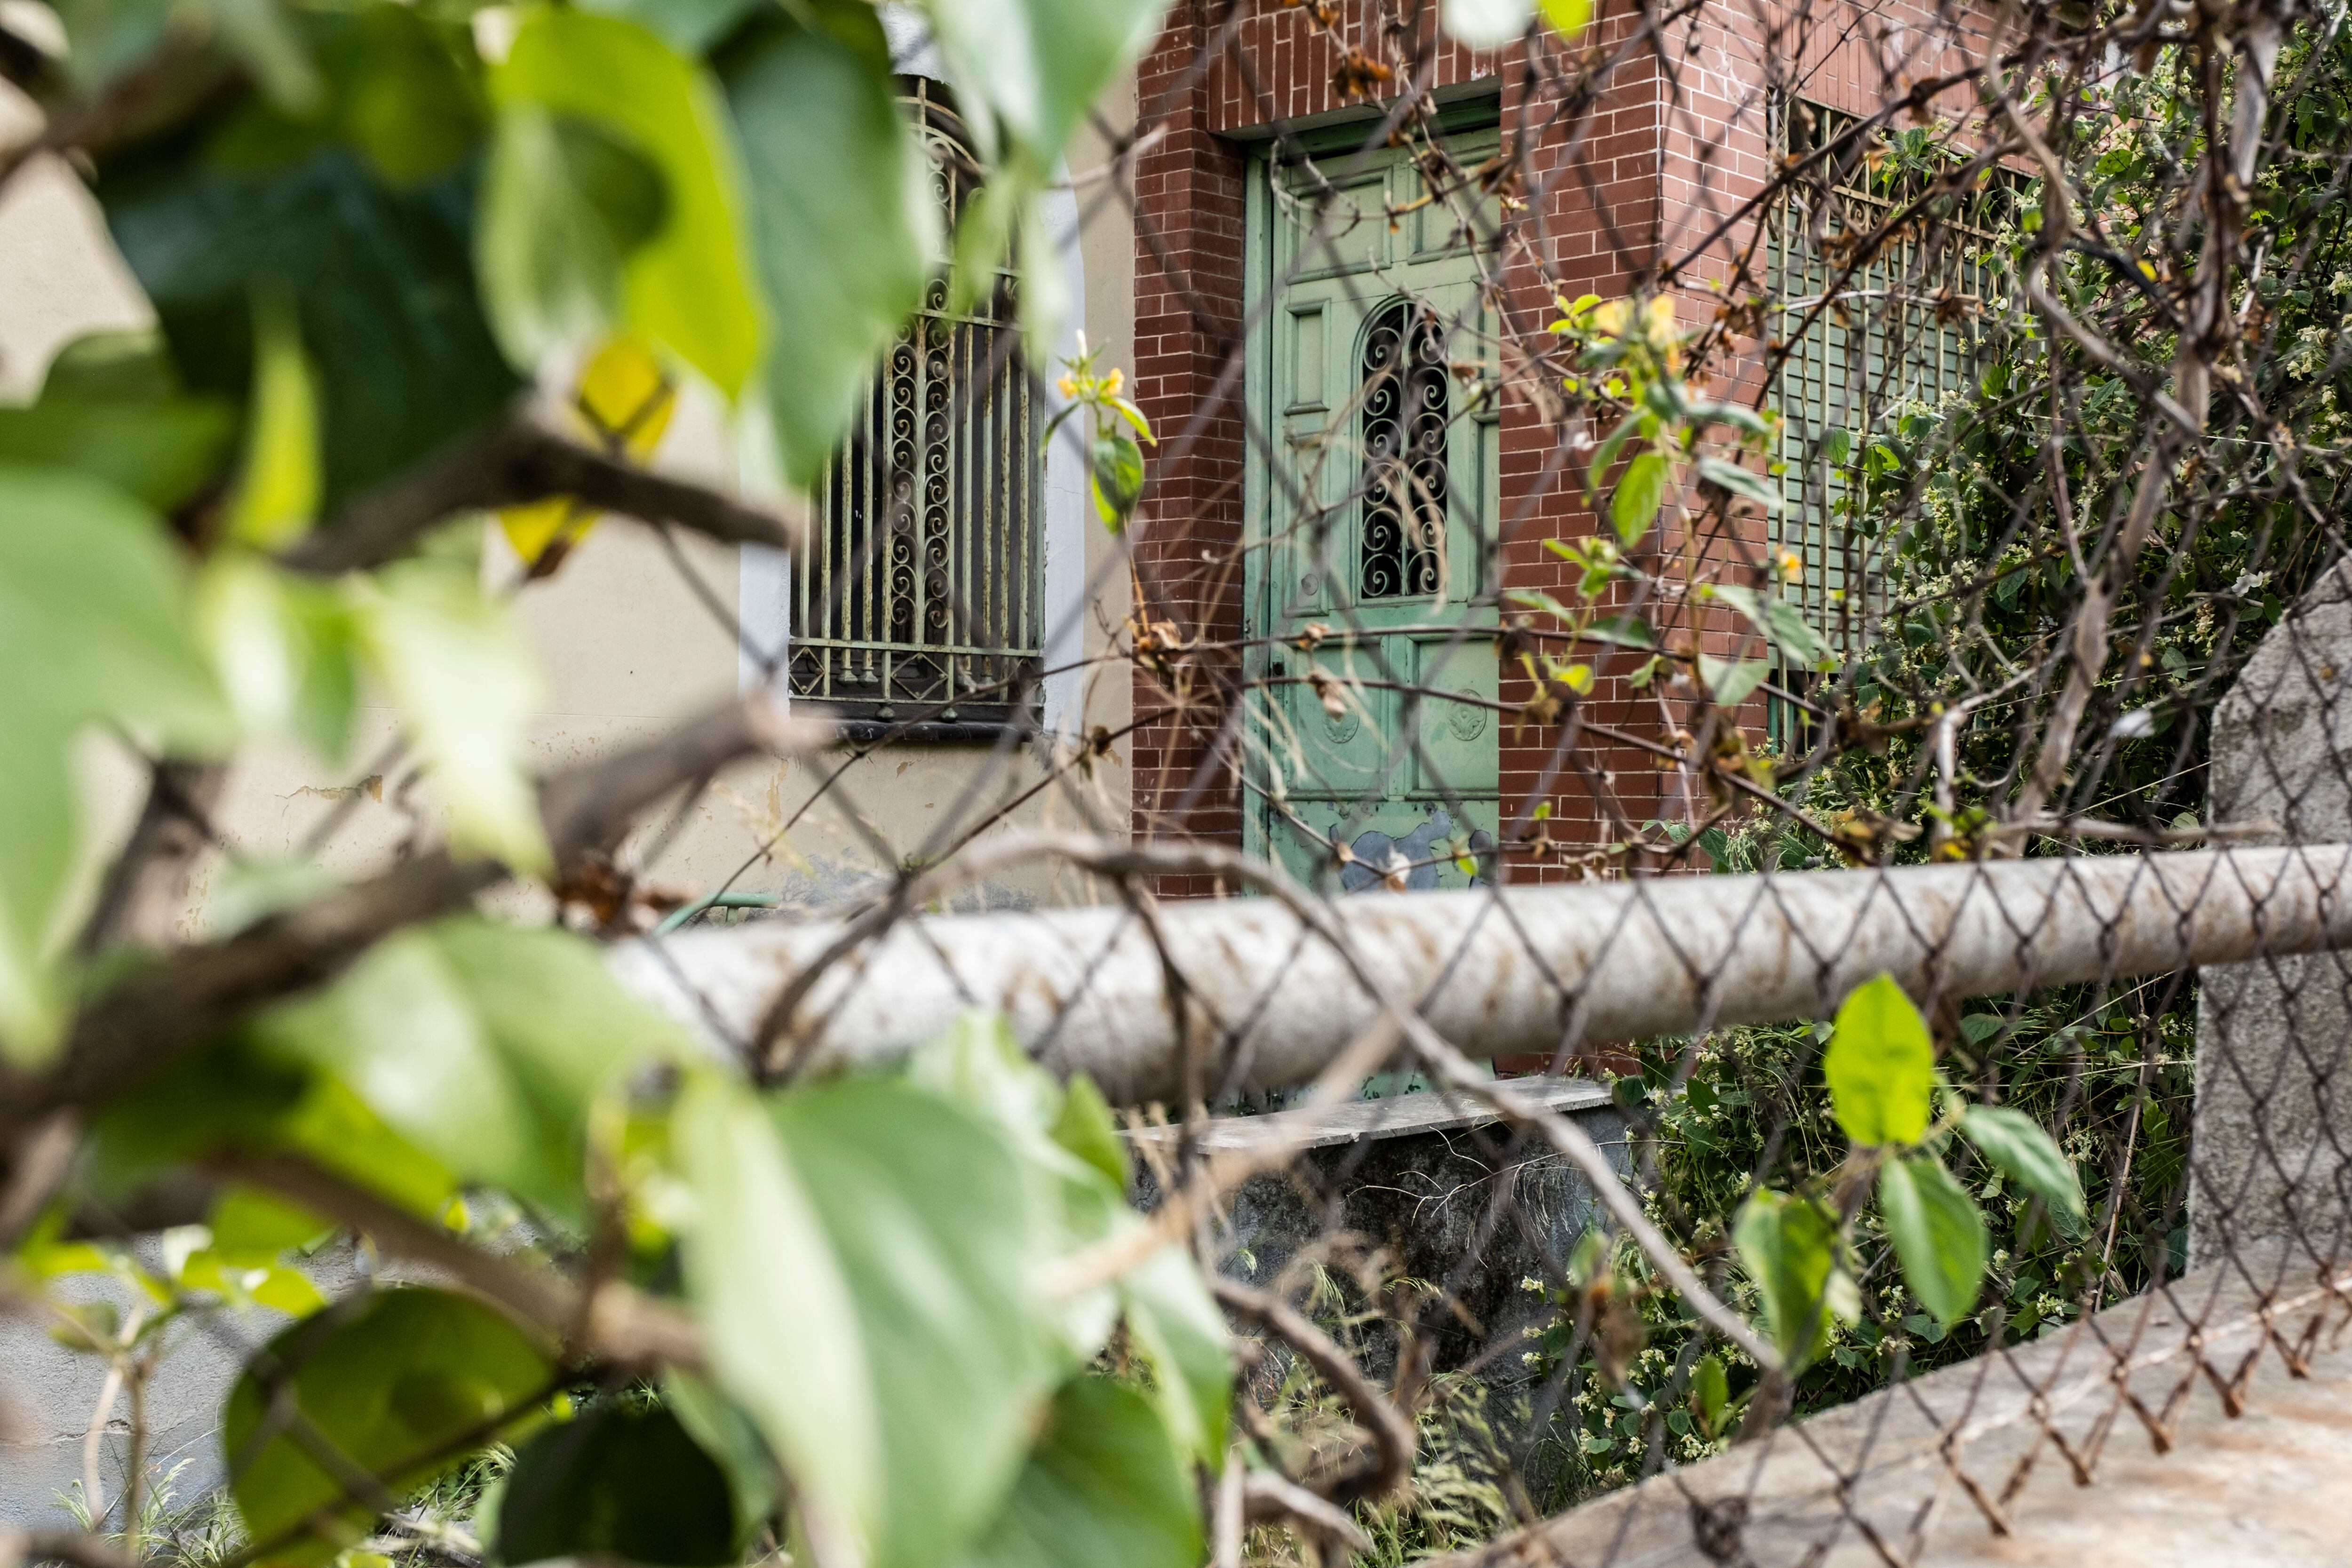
1358, 301, 1449, 601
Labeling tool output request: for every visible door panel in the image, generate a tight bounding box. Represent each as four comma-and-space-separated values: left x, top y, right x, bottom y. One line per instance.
1243, 128, 1502, 893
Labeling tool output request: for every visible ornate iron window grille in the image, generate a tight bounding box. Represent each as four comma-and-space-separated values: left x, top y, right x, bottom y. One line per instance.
1765, 96, 2015, 746
788, 79, 1041, 729
1358, 300, 1451, 601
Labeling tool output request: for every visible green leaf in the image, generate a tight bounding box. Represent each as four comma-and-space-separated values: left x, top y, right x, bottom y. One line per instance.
580, 0, 762, 54
1960, 1105, 2088, 1220
224, 1288, 553, 1566
1696, 455, 1782, 510
490, 1404, 737, 1568
253, 919, 681, 1222
226, 287, 321, 548
768, 1076, 1065, 1568
1050, 1074, 1129, 1191
672, 1073, 876, 1559
918, 0, 1164, 173
1695, 653, 1769, 707
477, 105, 671, 370
1610, 449, 1670, 546
1712, 583, 1831, 669
1091, 428, 1146, 531
202, 856, 342, 940
101, 147, 519, 510
1587, 614, 1655, 649
948, 1377, 1203, 1568
1689, 1353, 1729, 1434
719, 1, 937, 488
1117, 1244, 1232, 1466
348, 561, 548, 872
661, 1372, 782, 1548
1876, 1153, 1986, 1331
195, 556, 361, 763
495, 10, 761, 398
0, 463, 227, 1057
1823, 973, 1936, 1146
0, 397, 237, 512
1732, 1189, 1854, 1371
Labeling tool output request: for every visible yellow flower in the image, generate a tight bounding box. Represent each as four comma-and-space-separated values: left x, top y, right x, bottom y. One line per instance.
1102, 367, 1124, 397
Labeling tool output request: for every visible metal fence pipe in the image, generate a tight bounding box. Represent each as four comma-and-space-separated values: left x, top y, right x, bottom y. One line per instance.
611, 845, 2352, 1105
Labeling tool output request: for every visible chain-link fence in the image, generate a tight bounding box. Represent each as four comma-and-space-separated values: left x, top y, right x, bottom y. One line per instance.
8, 0, 2352, 1564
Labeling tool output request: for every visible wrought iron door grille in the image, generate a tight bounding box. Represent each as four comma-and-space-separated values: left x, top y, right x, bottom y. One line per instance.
1765, 97, 2014, 747
788, 80, 1042, 728
1359, 301, 1451, 602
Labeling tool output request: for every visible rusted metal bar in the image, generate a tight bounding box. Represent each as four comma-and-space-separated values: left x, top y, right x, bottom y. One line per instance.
612, 845, 2352, 1105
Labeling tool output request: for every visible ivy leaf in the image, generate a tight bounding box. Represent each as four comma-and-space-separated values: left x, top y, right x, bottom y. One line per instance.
495, 10, 762, 398
194, 555, 361, 764
348, 560, 548, 873
225, 287, 322, 549
1091, 428, 1146, 531
223, 1288, 553, 1567
1610, 449, 1671, 546
719, 0, 938, 489
489, 1404, 738, 1568
1696, 455, 1783, 510
768, 1077, 1065, 1568
476, 104, 672, 370
1695, 653, 1769, 707
1117, 1245, 1232, 1466
1822, 972, 1935, 1146
1732, 1189, 1855, 1371
1876, 1153, 1986, 1331
1960, 1105, 2088, 1220
1712, 582, 1832, 669
673, 1073, 877, 1559
0, 464, 228, 1058
948, 1377, 1204, 1568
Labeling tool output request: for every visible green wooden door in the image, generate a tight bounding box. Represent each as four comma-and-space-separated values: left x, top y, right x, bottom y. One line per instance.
1242, 129, 1503, 892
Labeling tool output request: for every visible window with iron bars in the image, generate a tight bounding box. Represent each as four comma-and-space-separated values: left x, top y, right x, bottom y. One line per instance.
788, 79, 1041, 732
1765, 97, 2018, 751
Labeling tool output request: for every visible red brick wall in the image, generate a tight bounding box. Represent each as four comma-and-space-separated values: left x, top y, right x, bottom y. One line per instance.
1123, 0, 1981, 890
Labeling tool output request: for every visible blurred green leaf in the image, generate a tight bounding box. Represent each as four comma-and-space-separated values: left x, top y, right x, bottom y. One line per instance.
948, 1377, 1202, 1568
1877, 1153, 1986, 1331
1960, 1105, 2088, 1220
0, 463, 226, 1058
1712, 582, 1831, 669
767, 1076, 1064, 1568
102, 146, 518, 510
1689, 1352, 1729, 1434
1696, 455, 1783, 510
226, 286, 321, 548
719, 0, 936, 488
1823, 973, 1936, 1146
1695, 653, 1769, 707
1539, 0, 1591, 40
1611, 449, 1669, 545
194, 555, 361, 762
1117, 1244, 1231, 1467
1049, 1074, 1128, 1192
490, 1404, 737, 1568
223, 1288, 552, 1566
0, 397, 236, 512
348, 561, 548, 872
661, 1371, 782, 1548
477, 105, 672, 369
1090, 428, 1145, 532
920, 0, 1166, 170
496, 10, 761, 397
1732, 1188, 1853, 1371
579, 0, 762, 54
673, 1072, 875, 1560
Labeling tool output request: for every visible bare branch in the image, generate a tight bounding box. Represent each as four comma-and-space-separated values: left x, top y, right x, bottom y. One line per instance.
1214, 1277, 1417, 1509
0, 695, 832, 1151
285, 421, 802, 577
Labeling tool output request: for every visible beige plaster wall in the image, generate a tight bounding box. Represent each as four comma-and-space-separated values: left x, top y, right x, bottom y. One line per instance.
0, 70, 1140, 937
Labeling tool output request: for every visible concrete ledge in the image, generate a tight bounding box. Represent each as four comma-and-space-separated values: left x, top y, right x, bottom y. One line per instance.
1440, 1235, 2352, 1567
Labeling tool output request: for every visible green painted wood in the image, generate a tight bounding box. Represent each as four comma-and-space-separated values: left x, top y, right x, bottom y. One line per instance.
1241, 129, 1502, 892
